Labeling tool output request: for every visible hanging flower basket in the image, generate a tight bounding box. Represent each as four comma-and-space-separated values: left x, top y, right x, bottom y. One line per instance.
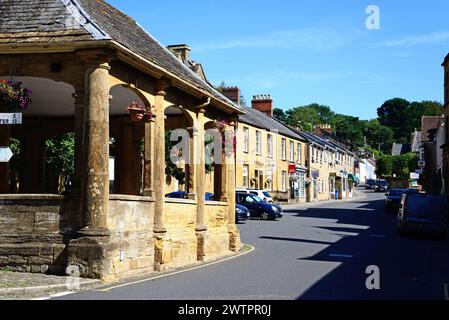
213, 119, 237, 157
125, 101, 153, 122
0, 80, 32, 112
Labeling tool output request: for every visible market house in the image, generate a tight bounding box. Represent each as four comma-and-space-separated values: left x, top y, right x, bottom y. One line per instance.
0, 0, 244, 281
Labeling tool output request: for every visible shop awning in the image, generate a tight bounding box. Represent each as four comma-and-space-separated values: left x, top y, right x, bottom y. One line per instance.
348, 174, 359, 183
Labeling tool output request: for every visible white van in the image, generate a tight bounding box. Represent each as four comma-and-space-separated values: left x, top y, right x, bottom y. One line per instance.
236, 189, 274, 203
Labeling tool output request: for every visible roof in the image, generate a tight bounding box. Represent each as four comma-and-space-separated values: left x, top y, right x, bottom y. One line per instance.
0, 0, 243, 114
392, 143, 411, 156
239, 107, 306, 142
421, 116, 442, 142
442, 53, 449, 66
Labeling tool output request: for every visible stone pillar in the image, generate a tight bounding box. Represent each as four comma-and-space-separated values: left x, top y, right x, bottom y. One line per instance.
187, 124, 197, 200
0, 123, 10, 193
195, 107, 208, 261
153, 78, 170, 271
80, 59, 111, 235
143, 117, 154, 197
72, 91, 85, 197
227, 119, 240, 252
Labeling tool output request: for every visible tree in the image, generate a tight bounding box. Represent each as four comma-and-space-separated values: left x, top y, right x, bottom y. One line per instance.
273, 108, 288, 122
284, 103, 335, 131
377, 98, 411, 142
165, 131, 186, 184
45, 133, 75, 193
376, 155, 393, 177
333, 114, 365, 148
363, 119, 394, 153
408, 101, 444, 132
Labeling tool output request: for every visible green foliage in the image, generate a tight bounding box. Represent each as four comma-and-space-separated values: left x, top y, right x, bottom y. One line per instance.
273, 108, 288, 123
285, 103, 335, 131
363, 119, 394, 153
165, 131, 186, 184
45, 133, 75, 177
376, 155, 393, 177
333, 114, 364, 148
377, 98, 443, 143
9, 138, 20, 175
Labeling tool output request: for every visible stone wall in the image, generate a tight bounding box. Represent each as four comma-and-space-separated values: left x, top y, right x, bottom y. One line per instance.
160, 199, 198, 269
0, 195, 78, 275
107, 195, 155, 279
205, 202, 231, 260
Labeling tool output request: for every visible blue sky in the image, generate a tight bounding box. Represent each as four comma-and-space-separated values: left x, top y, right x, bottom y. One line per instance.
108, 0, 449, 119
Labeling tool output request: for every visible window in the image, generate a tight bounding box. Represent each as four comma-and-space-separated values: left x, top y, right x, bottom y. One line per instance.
281, 171, 287, 192
281, 138, 287, 160
298, 172, 305, 198
297, 143, 301, 163
256, 130, 261, 155
267, 169, 273, 191
289, 141, 294, 162
243, 165, 249, 188
243, 127, 249, 153
267, 134, 273, 158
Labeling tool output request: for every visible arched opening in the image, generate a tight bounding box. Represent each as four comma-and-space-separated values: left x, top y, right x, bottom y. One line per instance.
164, 105, 194, 198
109, 84, 148, 196
0, 76, 75, 194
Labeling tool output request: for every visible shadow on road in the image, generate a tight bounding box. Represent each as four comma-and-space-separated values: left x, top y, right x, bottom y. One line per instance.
269, 198, 449, 300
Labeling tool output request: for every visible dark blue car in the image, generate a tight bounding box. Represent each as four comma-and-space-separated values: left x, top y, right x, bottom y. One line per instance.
235, 204, 250, 223
385, 189, 406, 212
236, 192, 283, 220
165, 191, 214, 201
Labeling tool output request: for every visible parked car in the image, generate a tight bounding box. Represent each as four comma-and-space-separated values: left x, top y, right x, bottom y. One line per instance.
235, 189, 274, 203
235, 204, 250, 223
397, 193, 449, 238
365, 179, 377, 190
165, 191, 214, 201
375, 179, 389, 192
236, 192, 283, 220
385, 189, 406, 212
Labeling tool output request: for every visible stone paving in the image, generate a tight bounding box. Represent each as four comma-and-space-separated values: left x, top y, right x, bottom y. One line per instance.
0, 271, 101, 300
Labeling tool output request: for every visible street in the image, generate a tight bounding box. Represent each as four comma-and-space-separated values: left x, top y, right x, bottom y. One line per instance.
56, 190, 449, 300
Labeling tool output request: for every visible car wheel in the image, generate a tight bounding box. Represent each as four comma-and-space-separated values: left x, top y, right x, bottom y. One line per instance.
260, 212, 269, 220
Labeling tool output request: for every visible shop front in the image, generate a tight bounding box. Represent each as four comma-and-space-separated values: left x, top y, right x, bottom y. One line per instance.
289, 164, 307, 203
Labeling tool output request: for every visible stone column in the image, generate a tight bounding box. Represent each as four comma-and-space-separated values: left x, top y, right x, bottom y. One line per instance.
143, 116, 155, 197
187, 124, 198, 200
153, 78, 170, 271
80, 58, 111, 235
227, 119, 240, 252
72, 91, 85, 197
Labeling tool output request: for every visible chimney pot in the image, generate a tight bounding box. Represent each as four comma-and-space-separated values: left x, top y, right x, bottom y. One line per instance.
252, 93, 274, 117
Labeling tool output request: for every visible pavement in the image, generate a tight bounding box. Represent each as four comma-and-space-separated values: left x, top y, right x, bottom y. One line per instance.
4, 189, 449, 300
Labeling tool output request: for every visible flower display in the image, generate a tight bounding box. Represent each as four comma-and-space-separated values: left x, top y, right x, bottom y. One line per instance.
125, 101, 154, 122
0, 80, 32, 111
214, 119, 237, 157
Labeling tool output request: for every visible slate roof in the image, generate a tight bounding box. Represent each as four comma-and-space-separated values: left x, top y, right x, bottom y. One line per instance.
392, 143, 411, 156
421, 116, 442, 142
239, 107, 306, 142
0, 0, 243, 114
442, 53, 449, 66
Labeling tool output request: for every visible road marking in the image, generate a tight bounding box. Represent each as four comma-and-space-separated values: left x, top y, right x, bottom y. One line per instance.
329, 254, 354, 259
444, 283, 449, 301
99, 245, 256, 292
31, 291, 74, 301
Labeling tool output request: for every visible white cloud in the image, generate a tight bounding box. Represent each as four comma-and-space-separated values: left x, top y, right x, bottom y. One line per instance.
195, 28, 365, 52
382, 31, 449, 47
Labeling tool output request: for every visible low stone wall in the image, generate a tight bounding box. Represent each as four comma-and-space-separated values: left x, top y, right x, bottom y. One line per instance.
160, 199, 198, 270
107, 195, 155, 280
0, 195, 78, 275
205, 202, 231, 260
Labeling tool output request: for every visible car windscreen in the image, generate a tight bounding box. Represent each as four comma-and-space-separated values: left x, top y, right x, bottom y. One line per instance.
390, 190, 404, 196
263, 192, 271, 198
250, 195, 264, 203
377, 181, 388, 186
407, 196, 447, 214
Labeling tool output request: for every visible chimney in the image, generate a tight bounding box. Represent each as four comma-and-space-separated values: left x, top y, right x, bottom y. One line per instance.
252, 94, 273, 117
314, 124, 333, 135
167, 44, 191, 62
221, 86, 241, 106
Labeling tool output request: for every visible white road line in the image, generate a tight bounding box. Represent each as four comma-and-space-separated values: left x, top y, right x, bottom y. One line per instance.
329, 254, 354, 258
99, 245, 256, 292
31, 291, 74, 301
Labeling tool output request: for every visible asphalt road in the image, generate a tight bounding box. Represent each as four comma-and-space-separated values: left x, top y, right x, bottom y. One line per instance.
56, 190, 449, 300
